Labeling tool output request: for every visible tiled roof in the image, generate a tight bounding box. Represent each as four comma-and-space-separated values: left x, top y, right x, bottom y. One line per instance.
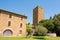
0, 9, 27, 18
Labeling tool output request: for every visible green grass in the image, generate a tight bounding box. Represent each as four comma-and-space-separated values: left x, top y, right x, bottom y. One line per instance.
0, 36, 34, 40
0, 36, 60, 40
45, 36, 60, 40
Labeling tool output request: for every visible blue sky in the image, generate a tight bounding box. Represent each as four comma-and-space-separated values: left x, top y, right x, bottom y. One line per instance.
0, 0, 60, 24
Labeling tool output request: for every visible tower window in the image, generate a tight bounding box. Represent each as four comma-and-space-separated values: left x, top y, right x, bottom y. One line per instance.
20, 23, 22, 28
8, 21, 11, 26
9, 14, 12, 18
19, 30, 22, 34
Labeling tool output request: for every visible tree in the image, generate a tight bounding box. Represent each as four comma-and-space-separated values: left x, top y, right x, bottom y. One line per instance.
26, 23, 33, 35
36, 25, 48, 36
39, 20, 54, 33
50, 16, 52, 20
53, 14, 60, 36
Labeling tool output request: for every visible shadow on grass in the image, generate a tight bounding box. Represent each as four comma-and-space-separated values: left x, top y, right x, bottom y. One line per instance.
33, 36, 46, 40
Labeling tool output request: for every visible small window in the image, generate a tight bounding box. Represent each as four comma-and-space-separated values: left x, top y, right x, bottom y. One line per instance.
20, 23, 22, 28
19, 30, 22, 34
9, 14, 12, 18
8, 21, 11, 26
21, 17, 23, 20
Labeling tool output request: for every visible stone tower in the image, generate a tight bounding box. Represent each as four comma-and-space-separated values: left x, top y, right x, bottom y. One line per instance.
33, 6, 44, 27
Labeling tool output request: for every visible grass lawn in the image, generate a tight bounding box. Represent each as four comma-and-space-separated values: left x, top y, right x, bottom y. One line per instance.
0, 36, 60, 40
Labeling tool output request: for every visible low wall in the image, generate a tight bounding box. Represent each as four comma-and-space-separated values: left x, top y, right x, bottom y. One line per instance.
47, 33, 56, 37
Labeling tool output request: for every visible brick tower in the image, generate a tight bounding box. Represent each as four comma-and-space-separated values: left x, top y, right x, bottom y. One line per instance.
33, 6, 44, 27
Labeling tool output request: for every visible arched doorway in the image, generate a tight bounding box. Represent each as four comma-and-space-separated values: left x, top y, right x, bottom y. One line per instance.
3, 29, 13, 36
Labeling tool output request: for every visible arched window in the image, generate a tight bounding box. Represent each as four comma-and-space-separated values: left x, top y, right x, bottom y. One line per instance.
20, 23, 22, 28
8, 21, 11, 26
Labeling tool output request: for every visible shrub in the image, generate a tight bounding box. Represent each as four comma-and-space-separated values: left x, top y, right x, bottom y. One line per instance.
36, 25, 48, 36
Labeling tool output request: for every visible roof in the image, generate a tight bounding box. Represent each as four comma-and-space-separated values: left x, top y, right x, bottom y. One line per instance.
0, 9, 27, 18
33, 6, 43, 10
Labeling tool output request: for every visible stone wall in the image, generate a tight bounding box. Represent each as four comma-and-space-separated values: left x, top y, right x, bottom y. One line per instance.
47, 33, 56, 37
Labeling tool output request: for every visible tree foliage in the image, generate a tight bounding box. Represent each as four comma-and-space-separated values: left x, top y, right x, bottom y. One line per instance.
26, 23, 33, 35
53, 14, 60, 36
36, 25, 48, 36
39, 20, 54, 33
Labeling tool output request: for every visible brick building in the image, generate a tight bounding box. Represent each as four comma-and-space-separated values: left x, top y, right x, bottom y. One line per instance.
0, 9, 27, 36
